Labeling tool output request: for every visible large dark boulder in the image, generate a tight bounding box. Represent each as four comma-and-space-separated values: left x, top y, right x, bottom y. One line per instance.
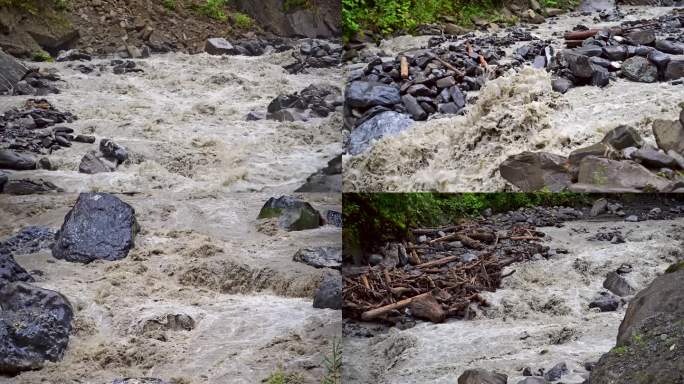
232, 0, 340, 38
0, 49, 29, 95
112, 379, 169, 384
577, 156, 670, 191
0, 251, 33, 285
52, 193, 139, 263
621, 56, 657, 83
0, 149, 36, 170
257, 195, 323, 231
293, 246, 341, 269
347, 111, 414, 155
345, 81, 401, 109
0, 282, 73, 374
589, 269, 684, 384
499, 152, 572, 192
653, 119, 684, 155
313, 271, 341, 310
457, 369, 507, 384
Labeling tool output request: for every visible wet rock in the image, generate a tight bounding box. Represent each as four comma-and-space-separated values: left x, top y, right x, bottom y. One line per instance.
552, 77, 573, 93
245, 111, 265, 121
621, 56, 657, 83
601, 125, 643, 150
664, 59, 684, 80
0, 49, 29, 95
55, 49, 92, 62
1, 226, 54, 255
0, 282, 73, 374
457, 369, 507, 384
293, 246, 342, 269
647, 50, 670, 72
565, 52, 593, 78
591, 64, 610, 87
326, 210, 342, 227
544, 362, 568, 381
345, 81, 401, 109
74, 134, 96, 144
652, 119, 684, 155
112, 379, 169, 384
590, 198, 608, 216
603, 271, 635, 297
602, 45, 628, 61
402, 94, 427, 121
52, 193, 139, 263
516, 378, 548, 384
499, 152, 571, 192
577, 157, 670, 192
0, 149, 36, 170
3, 179, 58, 195
633, 148, 678, 169
78, 150, 117, 174
257, 195, 323, 231
100, 139, 128, 164
589, 292, 620, 312
626, 30, 655, 46
0, 251, 33, 284
625, 215, 639, 222
204, 37, 235, 55
295, 155, 342, 193
141, 313, 195, 334
655, 40, 683, 55
313, 271, 341, 310
347, 111, 414, 155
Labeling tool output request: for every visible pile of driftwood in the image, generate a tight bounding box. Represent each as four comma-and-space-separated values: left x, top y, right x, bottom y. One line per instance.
343, 221, 549, 323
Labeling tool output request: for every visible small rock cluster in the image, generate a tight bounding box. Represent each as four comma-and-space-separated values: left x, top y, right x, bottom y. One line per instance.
204, 36, 293, 56
259, 84, 342, 122
79, 138, 129, 174
284, 39, 342, 74
501, 113, 684, 193
0, 50, 61, 96
295, 154, 342, 193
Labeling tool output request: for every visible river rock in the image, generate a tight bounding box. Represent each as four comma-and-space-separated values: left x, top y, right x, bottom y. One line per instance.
603, 271, 635, 297
78, 150, 117, 174
589, 291, 620, 312
516, 378, 548, 384
2, 179, 59, 195
112, 379, 169, 384
565, 52, 593, 79
52, 193, 139, 263
664, 59, 684, 80
293, 246, 342, 269
655, 40, 683, 54
0, 251, 33, 285
633, 148, 678, 169
326, 210, 342, 227
0, 282, 73, 374
0, 49, 29, 95
257, 195, 323, 231
552, 77, 573, 93
544, 362, 568, 381
457, 369, 507, 384
347, 111, 414, 155
313, 271, 341, 310
1, 226, 54, 255
345, 81, 401, 109
621, 56, 657, 83
295, 155, 342, 192
205, 38, 235, 55
601, 125, 643, 150
626, 30, 655, 46
652, 119, 684, 155
577, 157, 670, 191
0, 149, 36, 170
499, 152, 571, 192
100, 138, 128, 164
590, 198, 608, 216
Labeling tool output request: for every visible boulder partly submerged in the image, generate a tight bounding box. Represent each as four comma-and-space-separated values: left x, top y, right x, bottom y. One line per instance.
347, 111, 414, 155
52, 193, 139, 263
0, 282, 73, 374
257, 195, 323, 231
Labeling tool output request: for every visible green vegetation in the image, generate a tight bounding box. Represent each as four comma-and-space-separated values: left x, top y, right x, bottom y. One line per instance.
665, 261, 684, 273
321, 338, 342, 384
0, 0, 69, 13
195, 0, 228, 21
31, 50, 53, 62
232, 11, 253, 29
162, 0, 176, 10
612, 345, 630, 355
539, 0, 579, 9
282, 0, 311, 12
343, 193, 590, 251
264, 369, 305, 384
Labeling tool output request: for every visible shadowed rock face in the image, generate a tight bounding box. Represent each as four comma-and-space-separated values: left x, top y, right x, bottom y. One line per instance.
52, 193, 139, 263
0, 282, 73, 374
232, 0, 340, 38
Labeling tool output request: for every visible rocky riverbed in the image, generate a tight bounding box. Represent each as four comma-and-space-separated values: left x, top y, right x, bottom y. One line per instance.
0, 191, 341, 383
343, 200, 684, 383
343, 5, 684, 192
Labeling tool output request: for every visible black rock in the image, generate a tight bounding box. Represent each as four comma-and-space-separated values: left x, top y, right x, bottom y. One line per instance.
0, 226, 54, 255
589, 292, 620, 312
450, 86, 466, 108
633, 148, 678, 169
99, 139, 128, 164
438, 102, 463, 115
257, 195, 323, 231
402, 94, 427, 121
293, 246, 342, 269
591, 64, 610, 87
602, 46, 628, 61
655, 40, 683, 55
52, 193, 139, 263
603, 271, 636, 297
345, 81, 401, 109
0, 282, 73, 374
565, 52, 593, 79
313, 271, 342, 310
0, 149, 37, 170
647, 50, 671, 73
74, 134, 96, 144
0, 50, 29, 95
0, 251, 33, 285
544, 362, 568, 381
326, 209, 342, 227
552, 78, 573, 94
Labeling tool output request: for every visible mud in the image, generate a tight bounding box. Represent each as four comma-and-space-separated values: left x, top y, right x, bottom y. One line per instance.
343, 6, 684, 192
0, 192, 341, 384
343, 217, 684, 383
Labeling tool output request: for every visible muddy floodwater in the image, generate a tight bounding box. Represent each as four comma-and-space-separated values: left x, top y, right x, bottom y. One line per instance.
343, 217, 684, 383
343, 6, 684, 192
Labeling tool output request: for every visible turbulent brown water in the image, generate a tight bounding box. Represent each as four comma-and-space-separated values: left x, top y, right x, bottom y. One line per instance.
343, 6, 684, 192
343, 217, 684, 383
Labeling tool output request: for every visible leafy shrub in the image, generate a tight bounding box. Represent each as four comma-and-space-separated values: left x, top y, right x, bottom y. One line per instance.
321, 338, 342, 384
31, 50, 53, 62
162, 0, 176, 10
196, 0, 228, 21
232, 11, 253, 29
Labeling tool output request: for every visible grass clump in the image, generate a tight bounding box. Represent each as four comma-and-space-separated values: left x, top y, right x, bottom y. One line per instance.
321, 338, 342, 384
195, 0, 228, 21
282, 0, 311, 12
232, 11, 253, 29
162, 0, 176, 10
263, 369, 305, 384
31, 50, 53, 62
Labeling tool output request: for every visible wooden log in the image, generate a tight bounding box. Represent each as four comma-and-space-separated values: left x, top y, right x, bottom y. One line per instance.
427, 53, 465, 78
428, 232, 459, 244
563, 29, 599, 40
565, 40, 584, 48
361, 292, 431, 320
416, 255, 459, 269
400, 56, 409, 79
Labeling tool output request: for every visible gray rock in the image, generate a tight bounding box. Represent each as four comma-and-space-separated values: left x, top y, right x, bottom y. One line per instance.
0, 226, 54, 256
577, 157, 670, 192
601, 125, 643, 150
293, 246, 341, 269
0, 149, 36, 170
602, 45, 628, 61
603, 271, 636, 297
74, 134, 96, 143
647, 50, 671, 72
499, 152, 571, 192
205, 38, 235, 55
626, 30, 655, 46
589, 291, 620, 312
544, 362, 568, 381
457, 369, 507, 384
664, 59, 684, 80
52, 193, 139, 263
652, 119, 684, 155
0, 282, 73, 374
621, 56, 657, 83
99, 139, 128, 164
655, 40, 683, 55
313, 271, 341, 310
345, 81, 401, 109
112, 379, 169, 384
347, 111, 414, 155
257, 195, 322, 231
0, 49, 29, 95
590, 198, 609, 217
78, 151, 117, 174
625, 215, 639, 222
3, 179, 58, 195
516, 378, 548, 384
565, 52, 593, 78
552, 77, 573, 94
402, 94, 427, 120
633, 148, 678, 169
